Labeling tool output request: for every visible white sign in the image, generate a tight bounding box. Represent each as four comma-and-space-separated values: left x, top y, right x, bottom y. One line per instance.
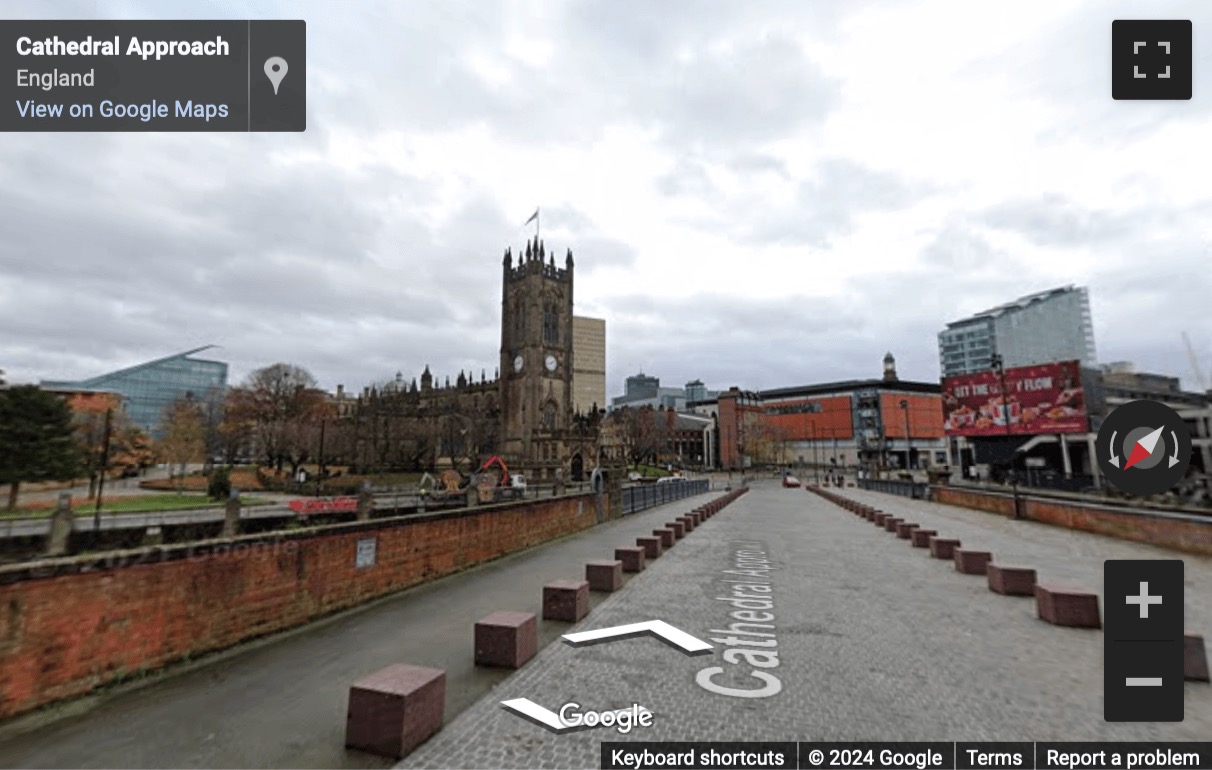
355, 537, 377, 568
1025, 457, 1047, 468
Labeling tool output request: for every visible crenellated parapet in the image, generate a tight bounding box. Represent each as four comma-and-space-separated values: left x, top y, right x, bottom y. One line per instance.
502, 237, 572, 283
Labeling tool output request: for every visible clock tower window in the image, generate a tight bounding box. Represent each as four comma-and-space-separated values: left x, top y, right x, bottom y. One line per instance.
543, 305, 559, 345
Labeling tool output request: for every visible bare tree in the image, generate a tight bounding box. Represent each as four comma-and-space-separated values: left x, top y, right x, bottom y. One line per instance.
158, 397, 207, 493
227, 363, 324, 472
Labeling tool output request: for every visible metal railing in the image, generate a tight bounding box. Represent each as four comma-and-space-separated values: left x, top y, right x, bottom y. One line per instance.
620, 479, 710, 516
856, 477, 930, 499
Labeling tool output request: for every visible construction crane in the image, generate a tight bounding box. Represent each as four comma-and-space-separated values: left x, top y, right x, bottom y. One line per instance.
1182, 332, 1210, 392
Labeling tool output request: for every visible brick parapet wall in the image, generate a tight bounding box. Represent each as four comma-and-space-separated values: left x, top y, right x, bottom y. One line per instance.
931, 487, 1212, 556
0, 492, 604, 720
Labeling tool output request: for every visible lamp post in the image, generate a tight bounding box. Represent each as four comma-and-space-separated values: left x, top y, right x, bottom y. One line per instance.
811, 422, 820, 484
990, 353, 1021, 519
899, 399, 911, 474
94, 407, 113, 529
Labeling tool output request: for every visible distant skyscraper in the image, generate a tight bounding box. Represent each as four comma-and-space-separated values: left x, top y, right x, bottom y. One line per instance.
938, 285, 1097, 378
624, 372, 660, 400
42, 346, 228, 437
572, 316, 606, 414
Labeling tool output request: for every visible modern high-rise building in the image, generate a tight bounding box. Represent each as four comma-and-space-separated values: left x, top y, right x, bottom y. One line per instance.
571, 315, 606, 414
42, 346, 228, 437
938, 285, 1096, 378
623, 372, 659, 401
610, 373, 719, 411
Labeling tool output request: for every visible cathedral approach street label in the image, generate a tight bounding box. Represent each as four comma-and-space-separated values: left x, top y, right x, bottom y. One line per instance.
2, 20, 305, 131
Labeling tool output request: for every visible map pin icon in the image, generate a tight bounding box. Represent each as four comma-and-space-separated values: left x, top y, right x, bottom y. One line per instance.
264, 56, 288, 95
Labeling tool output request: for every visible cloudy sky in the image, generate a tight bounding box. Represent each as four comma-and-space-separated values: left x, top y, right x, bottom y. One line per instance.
4, 0, 1212, 399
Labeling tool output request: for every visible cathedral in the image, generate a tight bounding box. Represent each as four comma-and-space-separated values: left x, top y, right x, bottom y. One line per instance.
336, 237, 605, 482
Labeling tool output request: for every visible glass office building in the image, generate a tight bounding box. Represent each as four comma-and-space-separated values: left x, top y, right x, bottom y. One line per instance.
938, 286, 1097, 377
43, 346, 228, 437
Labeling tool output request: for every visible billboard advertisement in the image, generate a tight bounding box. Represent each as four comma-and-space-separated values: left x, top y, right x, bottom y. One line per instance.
942, 360, 1088, 436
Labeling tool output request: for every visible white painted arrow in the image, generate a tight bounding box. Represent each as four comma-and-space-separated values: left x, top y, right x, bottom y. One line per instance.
499, 698, 581, 733
562, 620, 713, 655
1169, 430, 1181, 468
1109, 430, 1120, 468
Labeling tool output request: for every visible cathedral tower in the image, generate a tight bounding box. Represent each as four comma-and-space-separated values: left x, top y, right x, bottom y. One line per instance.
499, 236, 575, 479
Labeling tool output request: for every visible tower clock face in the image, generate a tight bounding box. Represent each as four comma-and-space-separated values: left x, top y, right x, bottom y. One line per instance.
513, 355, 524, 372
545, 354, 557, 372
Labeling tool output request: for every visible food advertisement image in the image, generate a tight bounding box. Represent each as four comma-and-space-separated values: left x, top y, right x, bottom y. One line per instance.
942, 360, 1088, 436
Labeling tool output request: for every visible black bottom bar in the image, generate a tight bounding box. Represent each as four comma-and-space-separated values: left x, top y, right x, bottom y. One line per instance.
599, 743, 1212, 770
602, 742, 796, 769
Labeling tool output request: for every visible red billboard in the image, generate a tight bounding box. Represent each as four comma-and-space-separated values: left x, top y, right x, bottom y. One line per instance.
288, 497, 358, 515
942, 360, 1088, 436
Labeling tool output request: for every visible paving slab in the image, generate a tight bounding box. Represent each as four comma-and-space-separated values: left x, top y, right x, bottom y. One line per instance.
397, 482, 1212, 770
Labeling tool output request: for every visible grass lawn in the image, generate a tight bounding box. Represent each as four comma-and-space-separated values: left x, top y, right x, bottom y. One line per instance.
631, 464, 672, 478
1, 495, 273, 519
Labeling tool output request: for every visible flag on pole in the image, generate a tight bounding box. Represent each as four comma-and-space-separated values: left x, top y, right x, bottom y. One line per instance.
524, 208, 539, 226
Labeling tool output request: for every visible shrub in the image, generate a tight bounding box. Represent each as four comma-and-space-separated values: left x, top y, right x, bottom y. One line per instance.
207, 467, 232, 501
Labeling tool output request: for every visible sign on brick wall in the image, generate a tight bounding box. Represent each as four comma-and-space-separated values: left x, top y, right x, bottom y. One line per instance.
355, 537, 376, 569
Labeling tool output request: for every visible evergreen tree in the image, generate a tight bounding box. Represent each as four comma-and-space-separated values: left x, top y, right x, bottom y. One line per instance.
0, 386, 85, 511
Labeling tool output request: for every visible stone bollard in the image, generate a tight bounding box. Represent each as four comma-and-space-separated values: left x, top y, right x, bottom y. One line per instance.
47, 492, 74, 557
357, 481, 374, 521
345, 664, 446, 759
221, 488, 241, 538
1186, 632, 1209, 682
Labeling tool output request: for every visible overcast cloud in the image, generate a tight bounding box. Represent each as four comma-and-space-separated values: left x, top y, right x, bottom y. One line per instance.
3, 0, 1212, 398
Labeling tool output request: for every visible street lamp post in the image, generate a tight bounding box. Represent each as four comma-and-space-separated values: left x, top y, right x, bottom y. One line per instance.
990, 354, 1021, 519
811, 423, 820, 484
94, 407, 113, 530
899, 399, 911, 474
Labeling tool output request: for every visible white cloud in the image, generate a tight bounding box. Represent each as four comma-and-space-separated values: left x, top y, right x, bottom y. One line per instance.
2, 0, 1211, 397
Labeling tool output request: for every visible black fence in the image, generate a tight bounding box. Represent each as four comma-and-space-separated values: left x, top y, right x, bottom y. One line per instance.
1016, 471, 1097, 493
856, 477, 930, 499
621, 479, 711, 516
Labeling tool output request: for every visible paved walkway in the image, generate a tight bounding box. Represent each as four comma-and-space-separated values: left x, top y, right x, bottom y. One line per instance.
0, 490, 720, 769
397, 482, 1212, 769
3, 483, 1209, 769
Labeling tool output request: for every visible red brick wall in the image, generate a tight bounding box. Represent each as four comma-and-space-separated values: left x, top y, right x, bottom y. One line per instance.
0, 493, 603, 719
932, 487, 1015, 517
932, 487, 1212, 555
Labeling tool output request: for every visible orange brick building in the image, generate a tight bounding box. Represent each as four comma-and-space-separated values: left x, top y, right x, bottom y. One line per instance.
701, 354, 947, 474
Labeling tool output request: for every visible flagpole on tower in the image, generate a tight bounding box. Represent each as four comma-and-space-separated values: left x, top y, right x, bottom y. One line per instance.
525, 207, 539, 240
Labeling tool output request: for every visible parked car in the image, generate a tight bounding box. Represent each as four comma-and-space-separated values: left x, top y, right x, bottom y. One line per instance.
782, 475, 801, 488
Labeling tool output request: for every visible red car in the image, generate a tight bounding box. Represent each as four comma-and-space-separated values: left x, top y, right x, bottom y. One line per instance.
782, 475, 801, 488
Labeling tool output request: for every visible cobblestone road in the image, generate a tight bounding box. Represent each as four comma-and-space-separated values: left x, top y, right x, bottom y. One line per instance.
399, 481, 1212, 769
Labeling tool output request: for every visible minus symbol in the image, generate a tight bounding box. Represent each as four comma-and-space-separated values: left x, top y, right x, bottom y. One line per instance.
1125, 677, 1163, 686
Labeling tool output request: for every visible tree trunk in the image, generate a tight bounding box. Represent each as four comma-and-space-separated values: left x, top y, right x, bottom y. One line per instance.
87, 473, 98, 499
6, 481, 19, 512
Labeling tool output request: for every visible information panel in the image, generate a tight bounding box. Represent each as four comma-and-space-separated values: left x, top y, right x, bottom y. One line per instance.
1, 19, 305, 131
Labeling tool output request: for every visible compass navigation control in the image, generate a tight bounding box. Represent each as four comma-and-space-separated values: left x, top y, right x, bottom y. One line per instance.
1095, 400, 1191, 497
